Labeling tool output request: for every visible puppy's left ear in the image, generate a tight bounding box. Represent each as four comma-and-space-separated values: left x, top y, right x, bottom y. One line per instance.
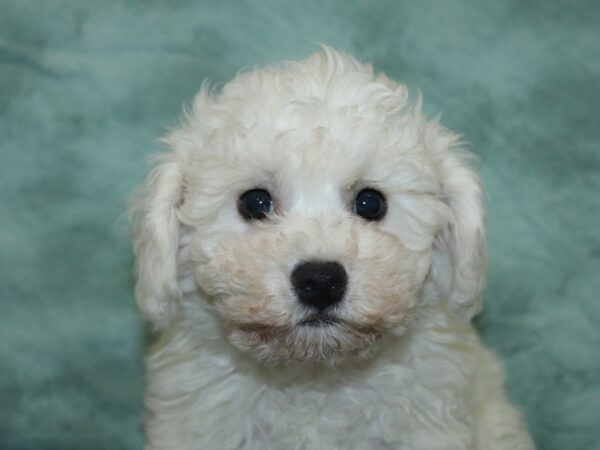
130, 153, 183, 328
431, 146, 487, 322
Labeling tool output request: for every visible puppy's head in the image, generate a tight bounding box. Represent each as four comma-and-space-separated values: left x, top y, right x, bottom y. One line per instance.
131, 49, 485, 364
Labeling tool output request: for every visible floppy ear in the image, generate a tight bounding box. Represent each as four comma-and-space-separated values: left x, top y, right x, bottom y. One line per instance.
431, 148, 487, 322
130, 153, 183, 327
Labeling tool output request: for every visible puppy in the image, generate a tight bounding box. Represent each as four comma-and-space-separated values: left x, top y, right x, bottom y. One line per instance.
131, 48, 535, 450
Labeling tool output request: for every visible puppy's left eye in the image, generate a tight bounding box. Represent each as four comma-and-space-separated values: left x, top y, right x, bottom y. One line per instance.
238, 189, 273, 220
353, 188, 387, 221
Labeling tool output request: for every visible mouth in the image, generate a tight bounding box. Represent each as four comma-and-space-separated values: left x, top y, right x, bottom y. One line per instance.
298, 313, 340, 327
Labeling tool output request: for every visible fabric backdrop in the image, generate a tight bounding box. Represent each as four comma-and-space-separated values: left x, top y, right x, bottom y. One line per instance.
1, 1, 599, 449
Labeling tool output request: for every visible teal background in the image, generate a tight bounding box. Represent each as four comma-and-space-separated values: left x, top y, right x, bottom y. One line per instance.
1, 1, 599, 449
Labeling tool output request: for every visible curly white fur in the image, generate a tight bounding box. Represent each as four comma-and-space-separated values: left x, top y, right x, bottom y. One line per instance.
131, 48, 535, 450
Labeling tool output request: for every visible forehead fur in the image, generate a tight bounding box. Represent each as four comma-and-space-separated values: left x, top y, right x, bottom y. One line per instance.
170, 50, 442, 151
201, 48, 409, 130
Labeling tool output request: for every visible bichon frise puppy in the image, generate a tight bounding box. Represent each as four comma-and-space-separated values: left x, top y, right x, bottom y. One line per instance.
131, 48, 535, 450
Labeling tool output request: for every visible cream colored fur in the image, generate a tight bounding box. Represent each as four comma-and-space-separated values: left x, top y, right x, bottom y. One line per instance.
131, 48, 535, 450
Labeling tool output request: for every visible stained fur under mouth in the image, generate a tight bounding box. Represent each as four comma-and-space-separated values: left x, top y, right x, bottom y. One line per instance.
234, 318, 381, 358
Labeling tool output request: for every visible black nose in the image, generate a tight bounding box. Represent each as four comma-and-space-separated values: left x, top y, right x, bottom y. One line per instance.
291, 261, 348, 311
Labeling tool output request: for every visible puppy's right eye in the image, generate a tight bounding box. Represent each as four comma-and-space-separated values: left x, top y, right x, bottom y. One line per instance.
238, 189, 273, 220
353, 188, 387, 221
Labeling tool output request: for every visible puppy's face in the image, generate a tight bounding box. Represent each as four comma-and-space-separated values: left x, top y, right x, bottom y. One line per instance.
184, 122, 441, 363
133, 50, 485, 364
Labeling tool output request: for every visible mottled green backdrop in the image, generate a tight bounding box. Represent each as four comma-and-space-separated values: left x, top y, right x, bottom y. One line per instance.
1, 1, 599, 449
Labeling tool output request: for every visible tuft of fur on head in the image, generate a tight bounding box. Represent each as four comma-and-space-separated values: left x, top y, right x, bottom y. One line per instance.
130, 47, 486, 363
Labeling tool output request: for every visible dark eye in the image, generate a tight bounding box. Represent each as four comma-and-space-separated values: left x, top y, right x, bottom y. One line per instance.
353, 188, 387, 221
238, 189, 273, 220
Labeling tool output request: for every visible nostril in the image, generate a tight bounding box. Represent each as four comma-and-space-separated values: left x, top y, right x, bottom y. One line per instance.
291, 261, 348, 311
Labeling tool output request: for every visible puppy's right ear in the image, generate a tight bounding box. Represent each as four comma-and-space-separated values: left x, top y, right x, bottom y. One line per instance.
130, 153, 182, 328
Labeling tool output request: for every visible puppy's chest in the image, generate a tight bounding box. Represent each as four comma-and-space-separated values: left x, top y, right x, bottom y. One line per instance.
240, 377, 472, 449
147, 346, 476, 449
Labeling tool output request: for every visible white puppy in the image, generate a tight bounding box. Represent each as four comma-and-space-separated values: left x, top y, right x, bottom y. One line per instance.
131, 48, 535, 450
